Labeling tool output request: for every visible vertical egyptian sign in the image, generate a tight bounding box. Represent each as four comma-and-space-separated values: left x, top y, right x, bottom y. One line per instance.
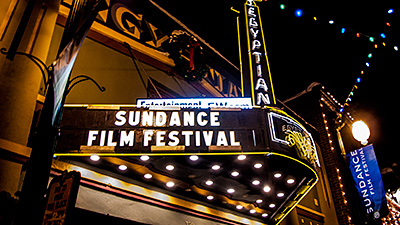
237, 0, 276, 106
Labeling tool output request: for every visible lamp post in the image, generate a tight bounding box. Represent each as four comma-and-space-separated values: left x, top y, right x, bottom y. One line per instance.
352, 120, 370, 145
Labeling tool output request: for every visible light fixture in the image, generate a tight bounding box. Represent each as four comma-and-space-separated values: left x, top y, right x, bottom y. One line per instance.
249, 209, 256, 214
205, 180, 213, 186
274, 173, 282, 178
277, 192, 285, 198
269, 203, 276, 208
189, 155, 199, 161
254, 163, 263, 169
227, 188, 235, 194
231, 171, 240, 177
118, 165, 127, 171
140, 155, 150, 161
352, 120, 370, 145
236, 205, 243, 210
287, 178, 295, 184
166, 165, 175, 171
237, 154, 246, 160
207, 195, 214, 200
256, 199, 263, 204
144, 173, 152, 179
329, 20, 334, 24
252, 180, 260, 185
211, 165, 221, 170
90, 154, 100, 161
166, 181, 175, 187
262, 213, 268, 217
263, 185, 271, 192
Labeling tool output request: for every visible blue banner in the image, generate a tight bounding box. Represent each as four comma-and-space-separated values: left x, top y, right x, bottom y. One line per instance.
347, 145, 387, 221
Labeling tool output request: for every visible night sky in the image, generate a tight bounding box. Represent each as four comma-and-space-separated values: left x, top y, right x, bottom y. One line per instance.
153, 0, 400, 169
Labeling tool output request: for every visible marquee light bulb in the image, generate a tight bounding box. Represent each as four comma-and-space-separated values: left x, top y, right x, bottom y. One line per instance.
249, 209, 256, 214
189, 155, 199, 161
341, 28, 345, 33
263, 185, 271, 192
90, 154, 100, 161
166, 165, 175, 171
381, 33, 386, 38
388, 9, 394, 14
352, 120, 370, 145
211, 165, 221, 170
227, 188, 235, 194
140, 155, 150, 161
166, 181, 175, 187
287, 178, 295, 184
144, 173, 152, 179
237, 154, 246, 160
280, 4, 285, 10
118, 165, 127, 171
368, 53, 372, 58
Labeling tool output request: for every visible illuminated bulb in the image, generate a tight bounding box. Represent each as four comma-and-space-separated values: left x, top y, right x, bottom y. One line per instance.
205, 180, 213, 186
381, 33, 386, 38
166, 181, 175, 187
368, 53, 372, 58
287, 178, 295, 184
369, 37, 374, 42
277, 192, 285, 198
144, 173, 152, 179
352, 120, 370, 145
263, 185, 271, 192
211, 165, 221, 170
227, 188, 235, 194
231, 171, 240, 177
274, 173, 282, 178
90, 154, 100, 161
118, 165, 127, 171
341, 28, 345, 33
252, 180, 260, 185
269, 203, 276, 208
236, 205, 243, 210
166, 165, 175, 171
256, 199, 263, 204
357, 77, 361, 83
140, 155, 150, 161
189, 155, 199, 161
207, 195, 214, 200
394, 46, 398, 51
254, 163, 263, 169
295, 9, 303, 17
388, 9, 394, 14
329, 20, 334, 24
280, 4, 285, 10
250, 209, 256, 214
262, 213, 268, 217
237, 154, 246, 160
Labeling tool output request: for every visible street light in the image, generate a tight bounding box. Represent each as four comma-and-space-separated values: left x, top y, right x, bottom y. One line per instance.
352, 120, 370, 145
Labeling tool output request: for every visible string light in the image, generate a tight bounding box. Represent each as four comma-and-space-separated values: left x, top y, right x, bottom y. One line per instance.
295, 9, 303, 17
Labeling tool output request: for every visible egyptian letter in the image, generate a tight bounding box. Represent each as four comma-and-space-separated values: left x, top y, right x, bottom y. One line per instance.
249, 18, 258, 28
252, 40, 261, 50
252, 52, 262, 63
257, 92, 271, 105
255, 78, 268, 92
250, 28, 259, 38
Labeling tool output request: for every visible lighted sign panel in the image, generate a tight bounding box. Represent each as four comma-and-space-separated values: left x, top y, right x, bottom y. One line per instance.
57, 107, 268, 154
238, 1, 276, 106
56, 105, 318, 167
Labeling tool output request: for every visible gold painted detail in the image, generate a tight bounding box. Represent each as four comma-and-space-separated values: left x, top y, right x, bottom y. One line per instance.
285, 130, 318, 165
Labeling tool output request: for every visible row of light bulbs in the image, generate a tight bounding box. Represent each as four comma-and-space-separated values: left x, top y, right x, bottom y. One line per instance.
89, 154, 296, 217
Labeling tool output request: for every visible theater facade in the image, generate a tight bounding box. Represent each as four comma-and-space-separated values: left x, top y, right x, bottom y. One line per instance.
0, 0, 344, 224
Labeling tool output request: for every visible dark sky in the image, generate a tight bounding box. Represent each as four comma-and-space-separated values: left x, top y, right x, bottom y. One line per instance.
153, 0, 400, 169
